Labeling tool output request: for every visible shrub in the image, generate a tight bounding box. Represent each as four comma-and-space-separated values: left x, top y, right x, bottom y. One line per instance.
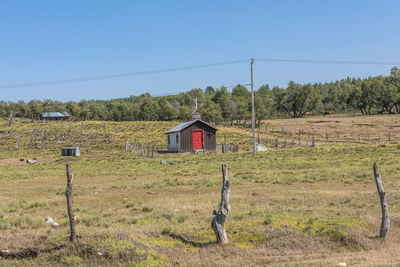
177, 215, 187, 223
142, 206, 153, 213
161, 227, 171, 235
125, 202, 134, 208
62, 255, 83, 265
263, 214, 273, 225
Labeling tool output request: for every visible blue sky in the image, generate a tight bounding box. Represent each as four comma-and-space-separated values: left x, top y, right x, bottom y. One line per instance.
0, 0, 399, 101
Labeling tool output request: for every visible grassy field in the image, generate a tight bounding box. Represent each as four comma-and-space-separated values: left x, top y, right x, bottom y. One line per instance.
1, 115, 400, 266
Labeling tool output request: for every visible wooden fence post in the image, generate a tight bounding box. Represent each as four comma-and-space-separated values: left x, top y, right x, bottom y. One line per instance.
358, 134, 360, 141
373, 163, 389, 239
388, 132, 391, 142
275, 137, 279, 150
134, 139, 137, 153
8, 111, 14, 127
298, 131, 301, 146
292, 138, 295, 148
66, 164, 76, 242
326, 132, 328, 141
211, 164, 230, 244
311, 136, 315, 147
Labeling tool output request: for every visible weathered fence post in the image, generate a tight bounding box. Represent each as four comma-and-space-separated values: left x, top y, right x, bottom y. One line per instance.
298, 131, 301, 146
275, 137, 279, 150
8, 111, 14, 127
134, 139, 137, 154
151, 145, 155, 158
373, 163, 389, 239
388, 132, 391, 142
326, 132, 328, 141
358, 134, 360, 141
292, 138, 295, 148
211, 164, 230, 244
311, 136, 315, 147
65, 164, 76, 242
284, 138, 287, 148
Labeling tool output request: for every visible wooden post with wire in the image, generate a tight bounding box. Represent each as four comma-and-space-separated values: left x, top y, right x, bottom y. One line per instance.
65, 164, 76, 242
373, 163, 389, 239
211, 164, 230, 244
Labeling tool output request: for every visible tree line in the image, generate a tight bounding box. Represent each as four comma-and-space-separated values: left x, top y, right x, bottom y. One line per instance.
1, 67, 399, 125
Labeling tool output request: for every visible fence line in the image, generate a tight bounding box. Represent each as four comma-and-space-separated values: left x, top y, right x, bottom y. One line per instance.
125, 140, 159, 158
259, 125, 398, 144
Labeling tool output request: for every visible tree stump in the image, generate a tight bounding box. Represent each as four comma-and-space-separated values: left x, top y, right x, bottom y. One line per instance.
373, 163, 389, 239
211, 164, 231, 244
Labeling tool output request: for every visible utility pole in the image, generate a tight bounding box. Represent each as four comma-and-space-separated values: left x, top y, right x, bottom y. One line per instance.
251, 58, 256, 157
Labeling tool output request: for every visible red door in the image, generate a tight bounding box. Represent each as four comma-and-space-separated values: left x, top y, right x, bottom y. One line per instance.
192, 130, 203, 150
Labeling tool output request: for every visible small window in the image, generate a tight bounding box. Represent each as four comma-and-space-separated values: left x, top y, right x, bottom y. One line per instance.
176, 134, 179, 144
168, 135, 170, 145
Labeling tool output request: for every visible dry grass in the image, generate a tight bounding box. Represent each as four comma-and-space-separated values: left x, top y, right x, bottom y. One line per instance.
227, 113, 400, 144
1, 115, 400, 266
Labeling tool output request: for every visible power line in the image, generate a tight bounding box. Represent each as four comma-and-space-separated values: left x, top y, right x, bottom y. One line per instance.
1, 57, 399, 91
255, 58, 400, 66
0, 59, 249, 90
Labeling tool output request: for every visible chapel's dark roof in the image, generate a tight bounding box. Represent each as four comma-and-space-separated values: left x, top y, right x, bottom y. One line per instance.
164, 119, 218, 134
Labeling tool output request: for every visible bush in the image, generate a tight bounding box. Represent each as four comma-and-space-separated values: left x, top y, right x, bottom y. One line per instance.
177, 215, 187, 223
161, 227, 171, 235
62, 255, 83, 265
142, 206, 153, 213
263, 214, 273, 225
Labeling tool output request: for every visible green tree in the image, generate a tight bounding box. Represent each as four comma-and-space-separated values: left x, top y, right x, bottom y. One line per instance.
273, 82, 319, 118
139, 98, 160, 121
159, 99, 178, 121
199, 99, 222, 124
